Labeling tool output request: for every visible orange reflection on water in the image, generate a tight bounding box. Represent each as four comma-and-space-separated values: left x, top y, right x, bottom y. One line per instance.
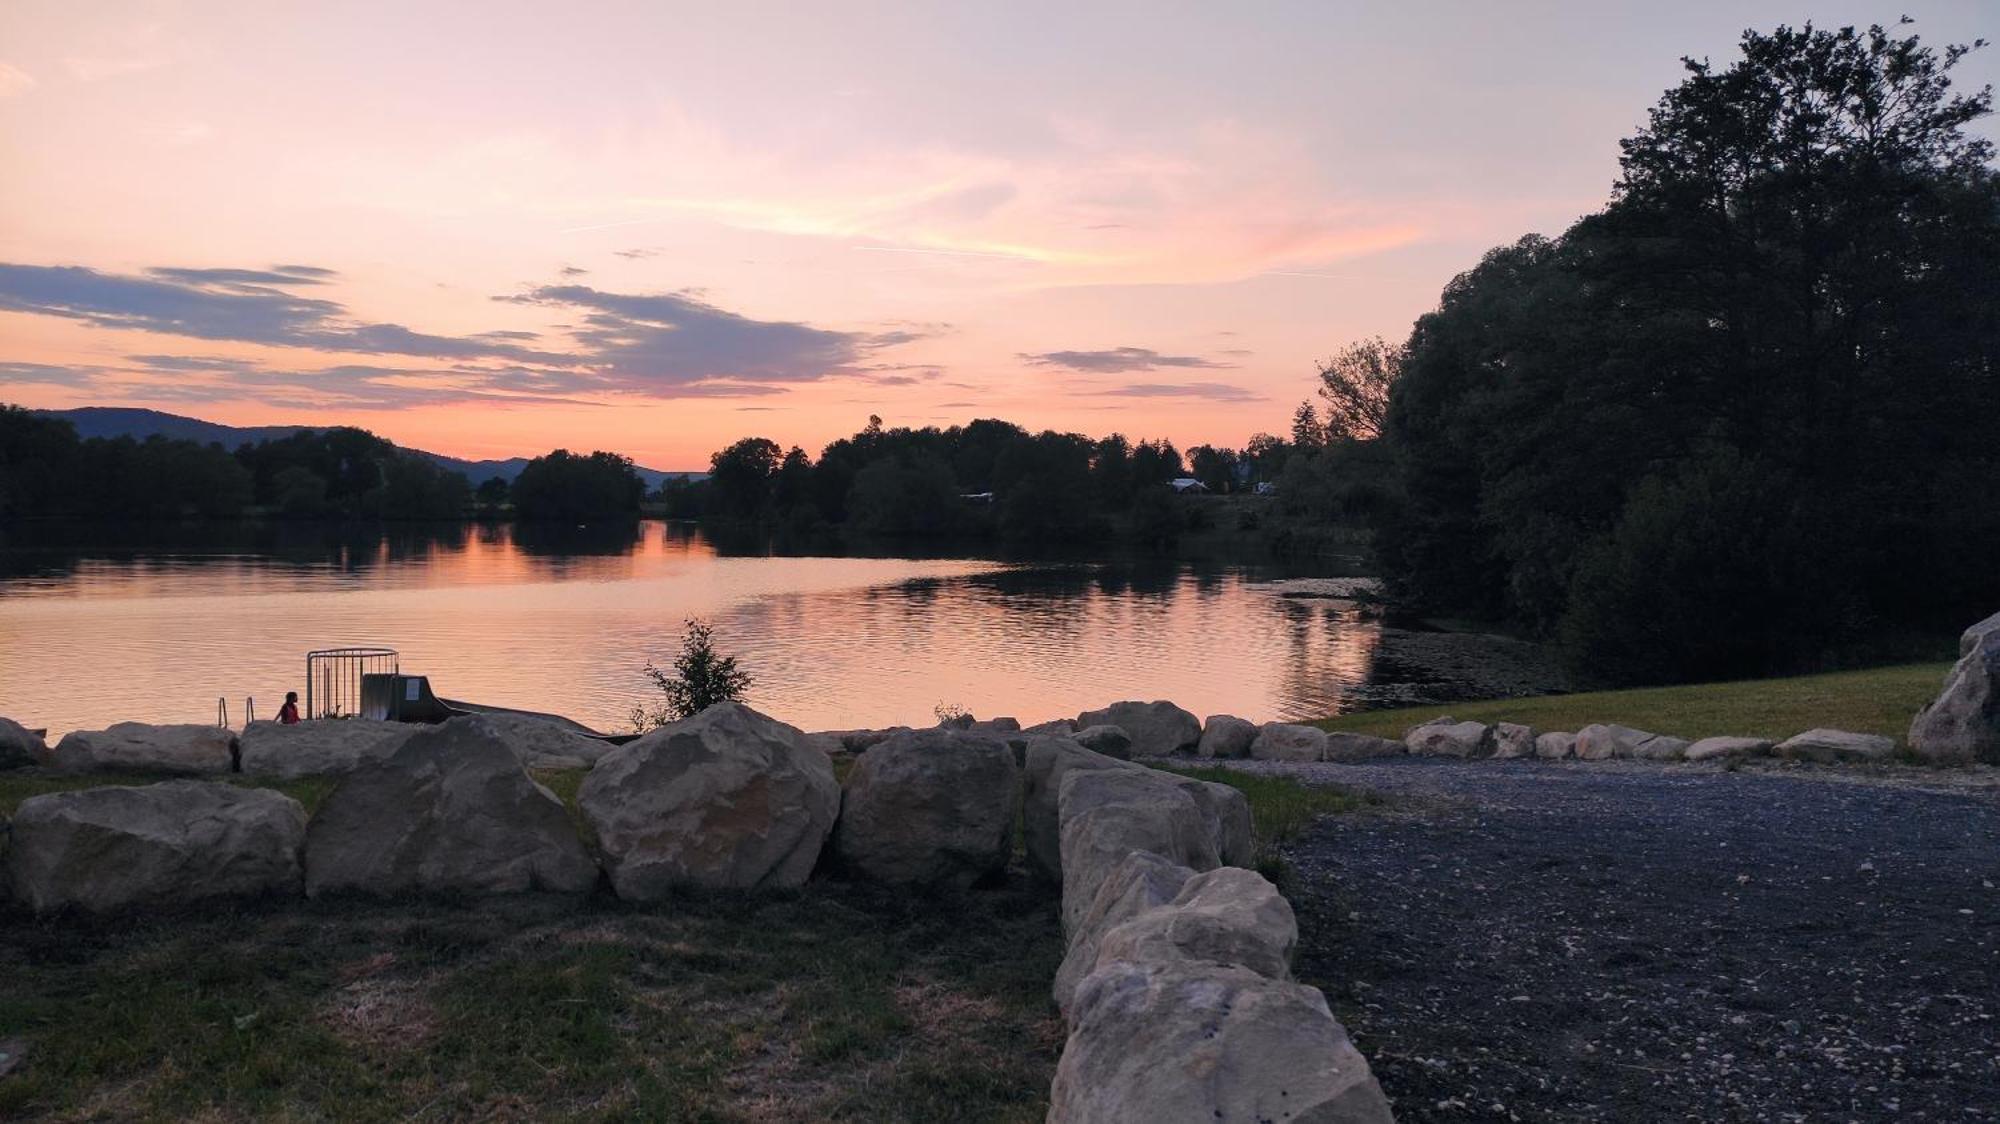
0, 522, 1387, 739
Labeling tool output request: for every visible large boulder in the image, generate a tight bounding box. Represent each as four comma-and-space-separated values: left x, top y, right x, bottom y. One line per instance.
1249, 722, 1326, 763
1405, 718, 1491, 758
8, 781, 305, 913
1024, 737, 1141, 880
1325, 732, 1404, 761
1685, 736, 1774, 763
1171, 777, 1255, 870
1534, 731, 1577, 759
465, 711, 615, 768
238, 719, 420, 779
580, 703, 837, 897
1490, 721, 1538, 759
1053, 850, 1196, 1012
1048, 960, 1393, 1124
1075, 701, 1200, 757
1196, 715, 1257, 759
306, 717, 598, 896
47, 723, 235, 774
832, 728, 1017, 887
1775, 728, 1896, 764
1909, 617, 2000, 764
1058, 768, 1219, 933
1575, 723, 1688, 761
1073, 725, 1134, 759
1024, 718, 1079, 738
1088, 867, 1296, 988
0, 717, 45, 769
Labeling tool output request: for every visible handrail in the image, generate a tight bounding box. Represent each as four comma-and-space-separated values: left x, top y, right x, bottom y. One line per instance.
216, 696, 229, 729
245, 696, 257, 726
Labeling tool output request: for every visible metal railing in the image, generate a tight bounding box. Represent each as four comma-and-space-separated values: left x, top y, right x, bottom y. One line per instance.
305, 648, 400, 719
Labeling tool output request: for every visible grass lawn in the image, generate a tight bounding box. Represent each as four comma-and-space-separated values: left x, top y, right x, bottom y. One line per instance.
1313, 661, 1955, 745
0, 881, 1066, 1122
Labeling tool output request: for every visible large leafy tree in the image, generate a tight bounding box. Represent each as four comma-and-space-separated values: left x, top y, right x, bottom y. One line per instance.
1377, 22, 2000, 683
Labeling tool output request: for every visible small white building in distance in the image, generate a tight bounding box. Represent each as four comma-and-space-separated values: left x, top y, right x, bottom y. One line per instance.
1168, 477, 1209, 494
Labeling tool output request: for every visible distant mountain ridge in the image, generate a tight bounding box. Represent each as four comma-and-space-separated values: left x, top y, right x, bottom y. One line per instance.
36, 407, 699, 489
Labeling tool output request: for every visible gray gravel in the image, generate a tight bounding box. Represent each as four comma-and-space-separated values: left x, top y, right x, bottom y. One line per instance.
1254, 757, 2000, 1122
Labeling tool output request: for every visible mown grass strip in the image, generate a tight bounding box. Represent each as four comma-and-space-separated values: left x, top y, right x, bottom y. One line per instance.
1312, 660, 1953, 744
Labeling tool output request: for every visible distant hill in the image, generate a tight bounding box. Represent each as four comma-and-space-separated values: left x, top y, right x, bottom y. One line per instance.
35, 407, 700, 489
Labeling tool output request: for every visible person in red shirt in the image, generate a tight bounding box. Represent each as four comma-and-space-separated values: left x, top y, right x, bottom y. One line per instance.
278, 691, 301, 725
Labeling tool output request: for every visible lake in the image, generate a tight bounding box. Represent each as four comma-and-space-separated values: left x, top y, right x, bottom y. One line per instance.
0, 521, 1561, 739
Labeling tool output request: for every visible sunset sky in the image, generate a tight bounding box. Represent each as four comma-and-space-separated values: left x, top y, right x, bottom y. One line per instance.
2, 2, 1994, 469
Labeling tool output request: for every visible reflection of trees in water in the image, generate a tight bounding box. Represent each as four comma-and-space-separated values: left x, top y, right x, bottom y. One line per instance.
1268, 598, 1382, 721
509, 520, 642, 558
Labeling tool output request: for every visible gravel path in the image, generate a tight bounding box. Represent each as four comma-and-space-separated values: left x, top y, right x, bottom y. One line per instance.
1261, 758, 2000, 1123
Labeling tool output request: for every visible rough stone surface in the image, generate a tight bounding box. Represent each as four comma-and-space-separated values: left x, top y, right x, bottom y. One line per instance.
48, 722, 235, 775
1058, 768, 1219, 933
1575, 723, 1688, 762
1075, 701, 1200, 757
1406, 718, 1491, 758
832, 728, 1017, 887
1909, 619, 2000, 764
8, 781, 306, 913
1071, 724, 1133, 759
1775, 728, 1897, 764
1489, 721, 1538, 759
1685, 736, 1775, 763
1534, 731, 1577, 759
1023, 737, 1141, 880
579, 703, 837, 897
238, 719, 422, 779
0, 717, 45, 769
1090, 866, 1297, 987
1052, 850, 1195, 1012
1024, 718, 1078, 738
1049, 960, 1392, 1124
1249, 721, 1327, 763
464, 711, 614, 768
307, 717, 597, 896
1324, 732, 1405, 762
1170, 777, 1256, 870
1196, 714, 1257, 759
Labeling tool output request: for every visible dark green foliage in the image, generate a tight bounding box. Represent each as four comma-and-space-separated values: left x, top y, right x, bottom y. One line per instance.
1375, 22, 2000, 682
631, 617, 753, 731
510, 449, 642, 522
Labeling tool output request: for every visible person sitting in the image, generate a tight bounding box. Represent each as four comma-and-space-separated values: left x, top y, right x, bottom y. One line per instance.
278, 691, 301, 725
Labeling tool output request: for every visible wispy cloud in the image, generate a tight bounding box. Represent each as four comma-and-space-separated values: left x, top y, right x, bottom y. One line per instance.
1083, 382, 1263, 402
0, 63, 36, 98
1021, 347, 1229, 373
0, 260, 923, 407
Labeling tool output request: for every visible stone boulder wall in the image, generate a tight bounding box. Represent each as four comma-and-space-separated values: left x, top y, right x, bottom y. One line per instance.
1197, 715, 1257, 759
1535, 731, 1577, 759
1052, 850, 1196, 1013
238, 719, 420, 780
1171, 776, 1255, 870
1685, 736, 1774, 763
1325, 732, 1405, 762
580, 703, 837, 897
1, 716, 45, 769
1490, 721, 1538, 759
1073, 724, 1134, 759
1058, 768, 1219, 934
1405, 718, 1491, 758
1048, 960, 1394, 1124
1250, 722, 1326, 763
1575, 723, 1688, 761
306, 717, 598, 897
9, 781, 306, 913
1775, 728, 1896, 764
48, 722, 236, 774
1076, 701, 1200, 757
1909, 615, 2000, 764
832, 728, 1018, 888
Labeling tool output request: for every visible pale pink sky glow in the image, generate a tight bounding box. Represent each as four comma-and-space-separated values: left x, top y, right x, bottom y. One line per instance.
1, 1, 1993, 467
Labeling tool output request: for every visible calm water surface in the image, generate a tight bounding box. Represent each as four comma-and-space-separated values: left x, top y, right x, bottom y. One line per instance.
1, 521, 1438, 739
